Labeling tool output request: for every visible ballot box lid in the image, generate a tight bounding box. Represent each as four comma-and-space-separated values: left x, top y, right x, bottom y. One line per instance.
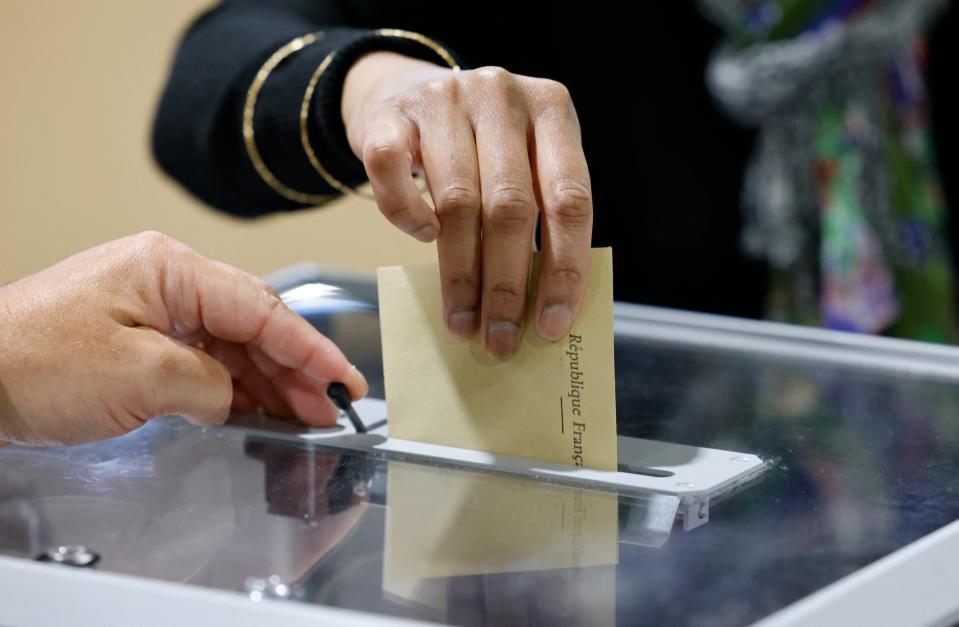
2, 269, 959, 626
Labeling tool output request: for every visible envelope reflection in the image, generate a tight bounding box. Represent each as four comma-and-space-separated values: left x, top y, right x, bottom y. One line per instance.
383, 461, 618, 624
384, 460, 618, 580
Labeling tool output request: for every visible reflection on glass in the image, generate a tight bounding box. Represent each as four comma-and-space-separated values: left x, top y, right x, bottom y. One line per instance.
383, 460, 618, 625
384, 460, 619, 579
0, 429, 378, 593
224, 440, 373, 589
244, 439, 374, 520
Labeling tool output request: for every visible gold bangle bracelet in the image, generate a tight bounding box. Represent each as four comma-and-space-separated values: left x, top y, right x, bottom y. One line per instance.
242, 31, 336, 206
299, 28, 461, 199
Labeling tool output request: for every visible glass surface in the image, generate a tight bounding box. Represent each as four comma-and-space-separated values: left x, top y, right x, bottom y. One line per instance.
2, 276, 959, 626
610, 333, 959, 625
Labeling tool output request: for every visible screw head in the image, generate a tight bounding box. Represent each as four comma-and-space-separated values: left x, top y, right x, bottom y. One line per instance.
42, 545, 98, 567
245, 575, 292, 601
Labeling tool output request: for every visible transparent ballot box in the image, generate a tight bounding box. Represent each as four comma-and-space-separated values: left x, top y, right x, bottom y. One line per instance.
2, 267, 959, 626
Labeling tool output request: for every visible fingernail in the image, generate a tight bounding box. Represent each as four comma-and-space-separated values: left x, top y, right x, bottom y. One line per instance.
448, 310, 477, 338
412, 223, 439, 242
538, 304, 573, 341
351, 366, 369, 397
485, 321, 520, 359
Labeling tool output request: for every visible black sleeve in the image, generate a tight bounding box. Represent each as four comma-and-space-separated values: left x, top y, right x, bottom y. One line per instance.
151, 1, 459, 217
929, 2, 959, 260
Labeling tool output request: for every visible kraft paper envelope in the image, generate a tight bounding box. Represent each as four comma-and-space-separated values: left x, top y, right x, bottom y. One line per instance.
383, 460, 619, 580
377, 247, 617, 470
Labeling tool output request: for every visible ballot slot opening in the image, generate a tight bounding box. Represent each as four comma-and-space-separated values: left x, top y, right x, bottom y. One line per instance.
233, 400, 765, 501
616, 463, 674, 478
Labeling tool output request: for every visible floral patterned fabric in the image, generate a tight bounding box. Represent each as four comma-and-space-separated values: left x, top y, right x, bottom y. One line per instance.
701, 0, 957, 342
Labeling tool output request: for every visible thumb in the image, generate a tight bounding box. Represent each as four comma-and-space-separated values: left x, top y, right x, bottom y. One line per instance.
133, 329, 233, 427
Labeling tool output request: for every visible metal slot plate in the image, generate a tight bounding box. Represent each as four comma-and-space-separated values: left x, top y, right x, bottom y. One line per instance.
233, 399, 765, 505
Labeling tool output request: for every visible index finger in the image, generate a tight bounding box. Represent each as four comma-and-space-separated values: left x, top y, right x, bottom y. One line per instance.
163, 252, 369, 403
363, 111, 440, 242
528, 81, 593, 341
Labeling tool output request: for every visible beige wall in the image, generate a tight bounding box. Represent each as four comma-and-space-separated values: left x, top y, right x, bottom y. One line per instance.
0, 1, 434, 284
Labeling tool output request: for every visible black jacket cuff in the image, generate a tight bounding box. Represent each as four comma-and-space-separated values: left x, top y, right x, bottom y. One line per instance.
310, 30, 463, 189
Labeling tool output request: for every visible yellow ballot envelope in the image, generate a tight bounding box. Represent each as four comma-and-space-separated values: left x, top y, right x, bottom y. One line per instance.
377, 247, 617, 470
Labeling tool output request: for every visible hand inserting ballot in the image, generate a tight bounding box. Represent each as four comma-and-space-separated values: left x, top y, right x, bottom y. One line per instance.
342, 53, 593, 359
0, 231, 367, 446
